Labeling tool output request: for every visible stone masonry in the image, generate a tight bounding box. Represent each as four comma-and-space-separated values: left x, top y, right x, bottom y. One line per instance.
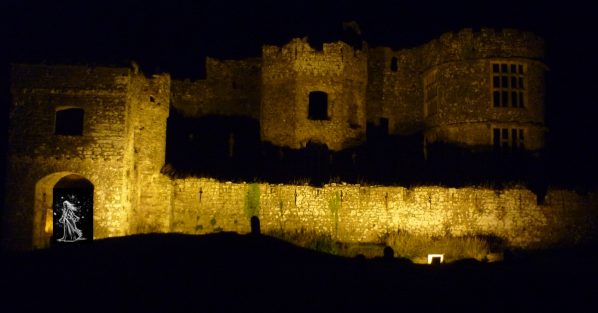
3, 29, 586, 252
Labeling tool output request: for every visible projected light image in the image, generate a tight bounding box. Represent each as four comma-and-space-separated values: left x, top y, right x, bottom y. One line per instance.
53, 192, 92, 243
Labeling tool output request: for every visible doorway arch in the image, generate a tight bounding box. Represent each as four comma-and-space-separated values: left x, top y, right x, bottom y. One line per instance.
34, 172, 94, 248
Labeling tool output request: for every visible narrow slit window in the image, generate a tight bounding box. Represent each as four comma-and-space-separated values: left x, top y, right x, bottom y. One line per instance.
390, 57, 398, 72
55, 108, 84, 136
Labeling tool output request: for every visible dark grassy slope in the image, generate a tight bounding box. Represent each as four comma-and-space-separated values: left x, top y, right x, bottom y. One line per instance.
1, 234, 597, 312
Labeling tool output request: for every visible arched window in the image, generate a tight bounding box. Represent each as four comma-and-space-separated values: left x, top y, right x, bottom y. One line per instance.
308, 91, 329, 120
55, 108, 84, 135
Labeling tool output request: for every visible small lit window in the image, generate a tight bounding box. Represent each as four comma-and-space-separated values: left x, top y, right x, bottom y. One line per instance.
492, 62, 526, 108
308, 91, 329, 120
55, 108, 84, 136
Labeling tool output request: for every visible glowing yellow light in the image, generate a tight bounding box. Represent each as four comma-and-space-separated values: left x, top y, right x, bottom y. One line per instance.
44, 209, 53, 234
427, 253, 444, 264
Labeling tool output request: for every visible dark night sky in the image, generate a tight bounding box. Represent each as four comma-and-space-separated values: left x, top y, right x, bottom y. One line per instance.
2, 0, 598, 184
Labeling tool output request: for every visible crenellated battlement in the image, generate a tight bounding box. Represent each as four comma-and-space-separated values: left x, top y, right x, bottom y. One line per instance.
263, 38, 367, 77
419, 28, 544, 69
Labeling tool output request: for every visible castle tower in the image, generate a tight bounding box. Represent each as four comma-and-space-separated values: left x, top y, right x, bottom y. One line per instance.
260, 38, 368, 151
126, 69, 172, 233
3, 64, 173, 250
4, 64, 134, 249
419, 28, 546, 152
366, 47, 423, 137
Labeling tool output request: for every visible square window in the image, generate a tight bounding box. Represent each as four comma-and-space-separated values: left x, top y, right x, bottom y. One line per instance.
55, 108, 84, 136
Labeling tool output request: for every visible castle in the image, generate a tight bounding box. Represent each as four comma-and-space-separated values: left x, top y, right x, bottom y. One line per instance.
6, 28, 592, 253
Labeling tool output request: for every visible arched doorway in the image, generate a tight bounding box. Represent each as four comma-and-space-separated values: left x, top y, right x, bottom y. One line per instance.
34, 173, 94, 248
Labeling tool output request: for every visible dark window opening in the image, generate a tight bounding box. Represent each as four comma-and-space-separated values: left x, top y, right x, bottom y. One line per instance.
379, 118, 389, 136
348, 102, 359, 128
55, 108, 84, 136
494, 127, 525, 151
493, 91, 501, 107
493, 129, 500, 147
390, 57, 398, 72
501, 91, 509, 106
492, 62, 525, 108
308, 91, 329, 120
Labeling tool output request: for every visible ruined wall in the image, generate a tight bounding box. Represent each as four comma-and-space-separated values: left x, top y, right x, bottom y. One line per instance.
171, 179, 598, 248
4, 64, 133, 249
419, 28, 546, 149
261, 39, 368, 150
127, 71, 173, 234
171, 58, 261, 119
367, 47, 423, 136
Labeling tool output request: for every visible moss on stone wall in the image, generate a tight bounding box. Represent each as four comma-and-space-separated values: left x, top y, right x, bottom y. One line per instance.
244, 183, 261, 219
171, 179, 598, 249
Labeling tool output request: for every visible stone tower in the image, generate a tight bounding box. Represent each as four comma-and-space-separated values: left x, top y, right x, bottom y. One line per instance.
3, 64, 171, 250
260, 38, 368, 151
418, 28, 546, 151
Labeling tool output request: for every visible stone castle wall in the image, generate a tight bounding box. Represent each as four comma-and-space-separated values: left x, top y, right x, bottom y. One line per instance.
384, 48, 423, 136
127, 70, 173, 234
261, 39, 368, 150
3, 29, 559, 251
3, 65, 176, 249
170, 179, 598, 248
418, 29, 546, 149
4, 65, 134, 249
171, 58, 261, 119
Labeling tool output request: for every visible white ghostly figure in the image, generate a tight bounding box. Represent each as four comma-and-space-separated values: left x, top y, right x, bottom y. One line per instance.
57, 200, 85, 242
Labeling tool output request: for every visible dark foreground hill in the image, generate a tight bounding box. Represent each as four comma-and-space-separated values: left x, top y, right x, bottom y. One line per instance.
1, 233, 597, 312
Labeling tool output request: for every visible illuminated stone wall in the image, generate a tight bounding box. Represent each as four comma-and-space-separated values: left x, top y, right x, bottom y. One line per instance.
366, 47, 423, 135
4, 29, 555, 250
3, 65, 174, 250
419, 29, 546, 150
173, 28, 546, 150
171, 179, 598, 248
4, 65, 134, 249
261, 39, 368, 150
126, 70, 173, 234
171, 58, 261, 119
